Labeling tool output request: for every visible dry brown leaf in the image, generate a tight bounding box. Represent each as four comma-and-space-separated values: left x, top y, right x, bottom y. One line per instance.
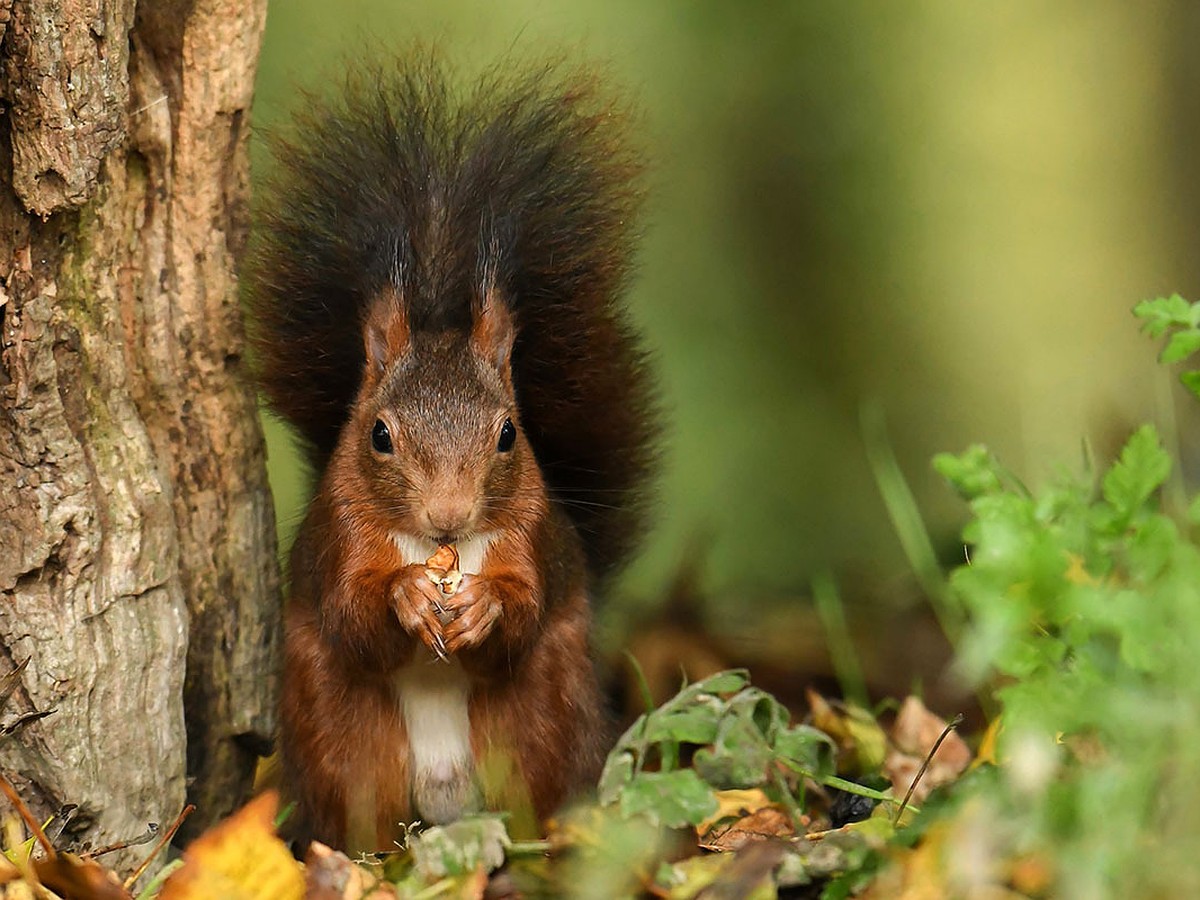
305, 841, 400, 899
0, 659, 29, 707
304, 842, 366, 900
699, 806, 794, 853
362, 886, 401, 899
701, 842, 787, 898
158, 791, 303, 900
1008, 853, 1054, 896
34, 854, 131, 900
447, 866, 487, 900
696, 789, 773, 837
0, 862, 18, 888
884, 696, 972, 807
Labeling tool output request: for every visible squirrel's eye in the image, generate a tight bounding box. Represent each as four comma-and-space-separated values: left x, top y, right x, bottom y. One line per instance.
497, 418, 516, 453
371, 419, 393, 454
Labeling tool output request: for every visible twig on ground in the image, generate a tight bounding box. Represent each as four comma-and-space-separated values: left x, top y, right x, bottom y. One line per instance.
123, 803, 195, 891
893, 713, 964, 825
82, 822, 160, 860
0, 769, 56, 858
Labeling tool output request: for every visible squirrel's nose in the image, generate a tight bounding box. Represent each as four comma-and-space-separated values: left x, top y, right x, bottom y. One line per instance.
423, 498, 474, 537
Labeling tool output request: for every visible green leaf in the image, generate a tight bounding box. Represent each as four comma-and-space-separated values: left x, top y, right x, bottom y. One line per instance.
1160, 329, 1200, 364
1127, 514, 1178, 582
1101, 425, 1169, 524
642, 706, 722, 746
409, 815, 510, 879
1133, 294, 1194, 336
597, 750, 635, 805
617, 770, 719, 828
774, 724, 837, 775
1180, 370, 1200, 400
686, 669, 751, 697
933, 445, 1004, 499
692, 706, 774, 788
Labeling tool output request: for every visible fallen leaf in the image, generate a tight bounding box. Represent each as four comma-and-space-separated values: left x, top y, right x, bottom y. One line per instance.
34, 854, 131, 900
1008, 853, 1054, 895
0, 854, 18, 885
654, 842, 783, 900
695, 789, 772, 836
884, 697, 971, 806
699, 806, 794, 853
617, 770, 718, 828
972, 718, 1002, 769
305, 841, 374, 900
158, 791, 304, 900
409, 815, 509, 881
806, 689, 888, 774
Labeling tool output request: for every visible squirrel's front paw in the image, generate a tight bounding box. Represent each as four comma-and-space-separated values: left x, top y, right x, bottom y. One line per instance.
439, 574, 501, 653
392, 565, 451, 660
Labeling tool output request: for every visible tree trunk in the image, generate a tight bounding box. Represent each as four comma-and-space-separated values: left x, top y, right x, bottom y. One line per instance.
0, 0, 277, 862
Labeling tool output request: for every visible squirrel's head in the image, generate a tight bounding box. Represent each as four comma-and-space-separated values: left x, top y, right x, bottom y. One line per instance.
340, 288, 541, 543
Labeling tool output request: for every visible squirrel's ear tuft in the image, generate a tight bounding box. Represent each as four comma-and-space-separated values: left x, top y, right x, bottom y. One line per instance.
363, 290, 411, 385
470, 290, 515, 374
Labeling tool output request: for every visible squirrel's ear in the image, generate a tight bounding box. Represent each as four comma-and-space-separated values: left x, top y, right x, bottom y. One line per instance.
363, 291, 411, 384
470, 290, 515, 374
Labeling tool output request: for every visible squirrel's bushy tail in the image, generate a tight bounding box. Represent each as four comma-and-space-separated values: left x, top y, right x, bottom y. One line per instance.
245, 53, 659, 581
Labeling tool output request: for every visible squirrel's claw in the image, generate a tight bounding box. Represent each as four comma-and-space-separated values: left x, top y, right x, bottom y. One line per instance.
440, 579, 502, 653
393, 564, 454, 660
432, 633, 449, 662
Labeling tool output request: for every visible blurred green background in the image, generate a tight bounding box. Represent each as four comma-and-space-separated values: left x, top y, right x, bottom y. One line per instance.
252, 2, 1200, 630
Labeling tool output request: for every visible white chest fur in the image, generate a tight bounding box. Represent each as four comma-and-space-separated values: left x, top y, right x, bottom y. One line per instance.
392, 532, 493, 572
390, 533, 492, 822
392, 659, 475, 823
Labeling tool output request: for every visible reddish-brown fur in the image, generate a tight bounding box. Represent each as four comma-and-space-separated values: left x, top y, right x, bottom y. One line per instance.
280, 296, 608, 851
250, 57, 656, 853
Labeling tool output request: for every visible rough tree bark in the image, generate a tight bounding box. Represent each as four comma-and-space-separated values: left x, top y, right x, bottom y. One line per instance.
0, 0, 277, 860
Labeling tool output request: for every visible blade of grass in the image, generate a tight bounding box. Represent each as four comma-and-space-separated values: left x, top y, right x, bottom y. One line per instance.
771, 765, 807, 832
774, 757, 912, 812
623, 650, 656, 715
135, 859, 184, 900
813, 571, 868, 710
860, 401, 962, 641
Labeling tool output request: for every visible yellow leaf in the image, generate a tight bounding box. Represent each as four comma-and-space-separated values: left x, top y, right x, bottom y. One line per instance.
696, 789, 772, 836
806, 689, 887, 773
971, 718, 1002, 769
159, 792, 304, 900
858, 820, 949, 899
1063, 553, 1098, 586
253, 752, 281, 793
658, 846, 781, 900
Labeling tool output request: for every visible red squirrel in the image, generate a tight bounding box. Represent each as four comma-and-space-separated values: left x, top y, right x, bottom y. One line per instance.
244, 57, 658, 851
